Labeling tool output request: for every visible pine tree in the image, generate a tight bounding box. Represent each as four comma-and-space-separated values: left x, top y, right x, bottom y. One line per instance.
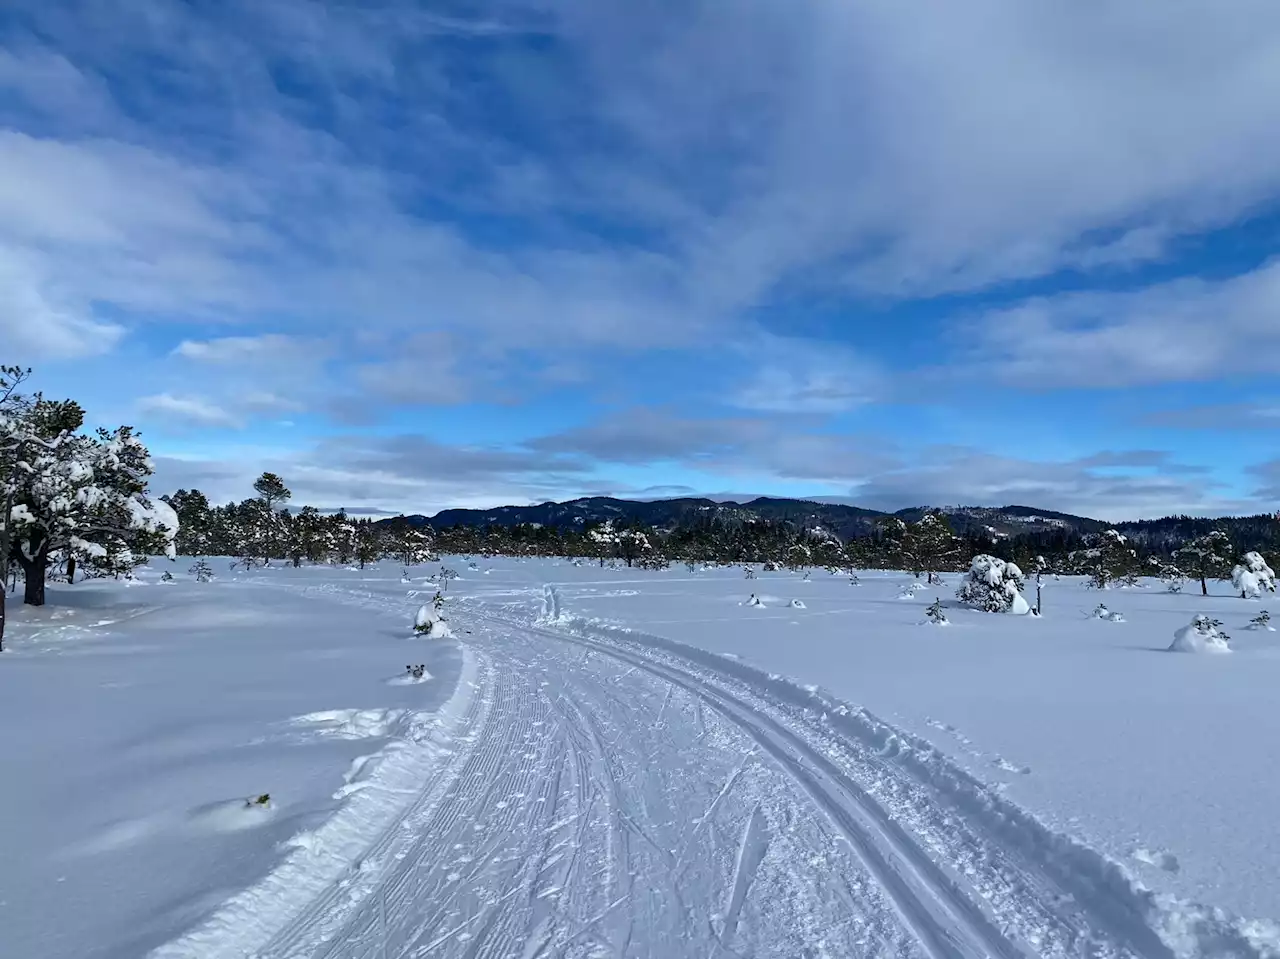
164, 489, 214, 556
1174, 530, 1232, 596
913, 512, 962, 584
1083, 530, 1138, 590
0, 365, 34, 649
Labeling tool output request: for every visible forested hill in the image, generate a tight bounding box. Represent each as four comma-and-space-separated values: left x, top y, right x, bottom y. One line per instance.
403, 495, 1274, 546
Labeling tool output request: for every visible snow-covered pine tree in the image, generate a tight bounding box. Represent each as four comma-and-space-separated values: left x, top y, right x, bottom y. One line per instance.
353, 519, 383, 569
331, 510, 357, 565
1156, 560, 1187, 593
875, 517, 922, 577
1232, 551, 1277, 599
1083, 529, 1139, 590
924, 598, 948, 625
912, 511, 962, 585
7, 409, 176, 606
0, 364, 35, 648
389, 522, 434, 568
163, 489, 215, 556
250, 472, 291, 563
956, 554, 1029, 613
1174, 530, 1233, 596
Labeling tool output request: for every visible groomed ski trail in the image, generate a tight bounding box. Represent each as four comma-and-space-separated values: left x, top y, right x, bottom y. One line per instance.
153, 576, 1207, 959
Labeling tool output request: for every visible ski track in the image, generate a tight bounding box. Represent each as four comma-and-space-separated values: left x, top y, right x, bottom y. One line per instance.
165, 576, 1202, 959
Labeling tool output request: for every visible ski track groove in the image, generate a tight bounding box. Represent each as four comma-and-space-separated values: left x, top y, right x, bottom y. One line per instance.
466, 602, 1169, 959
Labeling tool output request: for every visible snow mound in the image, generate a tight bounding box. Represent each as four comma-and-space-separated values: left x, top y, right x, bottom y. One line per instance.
788, 599, 806, 609
1169, 615, 1231, 654
288, 708, 408, 740
743, 594, 765, 608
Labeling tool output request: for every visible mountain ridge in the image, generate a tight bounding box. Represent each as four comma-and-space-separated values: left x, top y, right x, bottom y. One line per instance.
394, 495, 1110, 539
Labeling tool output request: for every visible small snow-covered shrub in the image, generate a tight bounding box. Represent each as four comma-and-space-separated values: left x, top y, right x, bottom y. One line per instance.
924, 598, 948, 626
405, 663, 428, 680
1169, 615, 1231, 653
898, 585, 919, 600
1092, 603, 1125, 623
160, 570, 174, 583
1248, 610, 1274, 632
413, 598, 452, 638
744, 593, 764, 607
744, 566, 757, 580
788, 599, 806, 609
189, 559, 214, 583
245, 793, 271, 809
1232, 552, 1276, 599
762, 561, 778, 572
956, 555, 1029, 614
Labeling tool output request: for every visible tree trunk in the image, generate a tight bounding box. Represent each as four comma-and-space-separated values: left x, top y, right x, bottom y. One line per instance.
66, 554, 76, 585
0, 588, 6, 652
19, 549, 47, 606
1200, 573, 1208, 596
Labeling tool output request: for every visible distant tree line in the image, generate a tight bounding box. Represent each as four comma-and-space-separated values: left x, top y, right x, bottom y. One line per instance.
163, 473, 1279, 602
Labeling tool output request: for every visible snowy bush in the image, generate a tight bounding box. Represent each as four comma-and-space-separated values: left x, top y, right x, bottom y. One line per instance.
189, 559, 214, 583
1247, 610, 1274, 632
1092, 603, 1125, 623
405, 663, 428, 680
956, 555, 1029, 614
897, 584, 919, 600
1169, 615, 1231, 654
744, 593, 764, 607
923, 598, 948, 626
788, 599, 806, 609
1231, 552, 1276, 599
413, 596, 452, 638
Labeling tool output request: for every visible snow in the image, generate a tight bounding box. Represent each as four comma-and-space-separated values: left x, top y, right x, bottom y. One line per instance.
1, 556, 1278, 959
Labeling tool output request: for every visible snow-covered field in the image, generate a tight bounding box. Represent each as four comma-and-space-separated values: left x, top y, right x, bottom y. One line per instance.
1, 557, 1277, 959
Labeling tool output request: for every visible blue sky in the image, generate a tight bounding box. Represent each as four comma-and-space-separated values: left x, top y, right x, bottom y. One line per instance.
2, 0, 1280, 520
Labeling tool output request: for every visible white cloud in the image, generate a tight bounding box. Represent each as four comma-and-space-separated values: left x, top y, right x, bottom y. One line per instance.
137, 393, 241, 428
730, 335, 883, 413
961, 259, 1280, 388
172, 335, 318, 364
0, 247, 123, 360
